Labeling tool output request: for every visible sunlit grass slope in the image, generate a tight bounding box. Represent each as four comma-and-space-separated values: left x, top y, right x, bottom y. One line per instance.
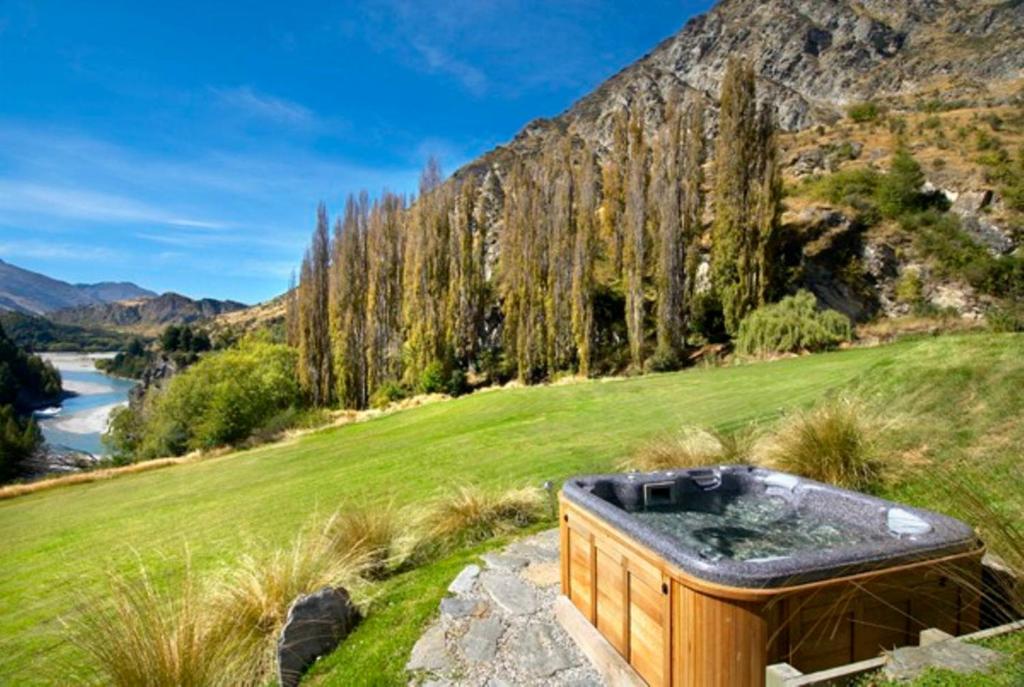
0, 334, 1021, 685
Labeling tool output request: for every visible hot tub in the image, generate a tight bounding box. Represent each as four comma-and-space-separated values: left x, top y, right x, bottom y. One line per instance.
559, 466, 982, 687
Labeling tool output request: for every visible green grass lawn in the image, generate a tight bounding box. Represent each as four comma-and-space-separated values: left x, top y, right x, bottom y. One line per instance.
1, 333, 1022, 685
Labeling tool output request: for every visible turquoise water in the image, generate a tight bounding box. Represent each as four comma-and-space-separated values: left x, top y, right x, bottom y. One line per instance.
35, 355, 137, 456
634, 492, 886, 562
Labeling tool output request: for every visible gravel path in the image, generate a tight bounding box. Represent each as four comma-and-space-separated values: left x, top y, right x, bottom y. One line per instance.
405, 529, 603, 686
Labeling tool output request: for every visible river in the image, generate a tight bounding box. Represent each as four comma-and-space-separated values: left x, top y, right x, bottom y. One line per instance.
35, 353, 138, 456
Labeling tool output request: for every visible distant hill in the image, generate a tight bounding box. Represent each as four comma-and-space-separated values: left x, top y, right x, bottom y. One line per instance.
0, 259, 156, 315
49, 292, 248, 335
210, 292, 287, 341
0, 311, 139, 353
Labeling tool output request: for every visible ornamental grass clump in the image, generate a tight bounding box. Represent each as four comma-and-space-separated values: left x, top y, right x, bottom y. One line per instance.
323, 501, 422, 578
736, 290, 852, 357
208, 527, 370, 684
425, 485, 545, 548
761, 397, 882, 491
621, 427, 755, 472
62, 561, 246, 687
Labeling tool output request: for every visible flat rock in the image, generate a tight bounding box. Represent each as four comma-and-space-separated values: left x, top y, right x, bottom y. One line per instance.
480, 570, 538, 616
440, 596, 485, 620
522, 561, 561, 587
516, 621, 575, 677
459, 617, 504, 663
276, 586, 361, 687
447, 564, 481, 596
884, 639, 1005, 681
406, 624, 453, 674
505, 541, 560, 563
481, 553, 529, 571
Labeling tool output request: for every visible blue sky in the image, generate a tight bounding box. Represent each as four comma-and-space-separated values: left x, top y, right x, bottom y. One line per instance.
0, 0, 713, 304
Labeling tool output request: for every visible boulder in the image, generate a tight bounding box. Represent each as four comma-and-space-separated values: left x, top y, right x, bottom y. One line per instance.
277, 587, 361, 687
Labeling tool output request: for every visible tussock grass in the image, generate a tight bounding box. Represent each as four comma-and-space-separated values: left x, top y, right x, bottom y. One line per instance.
941, 472, 1024, 624
62, 560, 246, 687
759, 397, 884, 491
620, 427, 755, 471
208, 527, 370, 684
425, 485, 545, 547
324, 502, 420, 577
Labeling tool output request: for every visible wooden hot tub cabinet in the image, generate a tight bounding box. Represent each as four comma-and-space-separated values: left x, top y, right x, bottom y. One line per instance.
559, 495, 982, 687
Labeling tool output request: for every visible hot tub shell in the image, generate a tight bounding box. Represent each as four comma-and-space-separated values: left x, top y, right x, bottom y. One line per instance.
559, 466, 982, 687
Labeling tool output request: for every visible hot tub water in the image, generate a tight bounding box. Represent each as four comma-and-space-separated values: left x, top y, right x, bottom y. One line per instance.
633, 492, 887, 562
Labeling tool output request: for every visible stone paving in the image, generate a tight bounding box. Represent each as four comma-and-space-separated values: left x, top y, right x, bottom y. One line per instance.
405, 529, 603, 686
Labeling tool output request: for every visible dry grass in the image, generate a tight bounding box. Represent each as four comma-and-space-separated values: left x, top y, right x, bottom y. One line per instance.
62, 560, 247, 687
0, 457, 198, 501
941, 472, 1024, 625
208, 527, 371, 684
425, 485, 545, 547
323, 502, 421, 577
759, 397, 883, 491
620, 427, 755, 472
855, 315, 984, 343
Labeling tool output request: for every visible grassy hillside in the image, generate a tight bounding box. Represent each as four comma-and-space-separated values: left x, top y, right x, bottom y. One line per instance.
0, 334, 1021, 684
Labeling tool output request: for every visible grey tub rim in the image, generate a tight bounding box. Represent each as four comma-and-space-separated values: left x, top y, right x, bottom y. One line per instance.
561, 465, 980, 589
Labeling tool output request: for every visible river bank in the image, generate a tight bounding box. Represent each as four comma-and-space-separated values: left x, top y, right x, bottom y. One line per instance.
35, 353, 137, 458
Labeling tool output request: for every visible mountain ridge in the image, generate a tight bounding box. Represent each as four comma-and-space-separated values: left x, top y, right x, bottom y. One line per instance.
454, 0, 1024, 182
0, 258, 156, 315
48, 291, 248, 336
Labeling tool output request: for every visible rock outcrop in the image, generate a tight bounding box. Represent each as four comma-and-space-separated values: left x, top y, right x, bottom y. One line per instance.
454, 0, 1024, 184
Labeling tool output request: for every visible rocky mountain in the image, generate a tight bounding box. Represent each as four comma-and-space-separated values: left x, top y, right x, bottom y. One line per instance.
444, 0, 1023, 323
0, 259, 156, 315
456, 0, 1024, 180
49, 292, 248, 335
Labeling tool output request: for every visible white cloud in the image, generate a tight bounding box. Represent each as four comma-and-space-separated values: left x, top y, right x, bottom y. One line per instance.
0, 239, 122, 261
211, 86, 317, 128
0, 180, 227, 229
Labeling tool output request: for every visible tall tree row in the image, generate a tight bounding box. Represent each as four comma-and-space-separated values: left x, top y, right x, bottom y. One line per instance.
711, 57, 782, 334
289, 65, 780, 409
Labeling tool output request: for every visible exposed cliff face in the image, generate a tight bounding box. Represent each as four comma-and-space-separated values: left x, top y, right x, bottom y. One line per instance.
457, 0, 1023, 180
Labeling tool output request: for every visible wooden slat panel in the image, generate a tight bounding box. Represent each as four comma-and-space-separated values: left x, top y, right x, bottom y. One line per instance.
569, 528, 593, 620
596, 547, 627, 655
674, 582, 767, 687
629, 572, 666, 687
855, 597, 911, 660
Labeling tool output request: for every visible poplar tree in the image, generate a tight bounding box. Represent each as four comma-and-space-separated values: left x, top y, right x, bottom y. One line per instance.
652, 105, 684, 366
285, 269, 299, 348
623, 104, 649, 370
712, 57, 780, 334
601, 110, 629, 278
365, 193, 406, 391
447, 181, 484, 366
544, 137, 576, 372
499, 160, 546, 381
402, 158, 450, 382
571, 143, 599, 376
332, 195, 369, 409
298, 203, 333, 406
682, 102, 706, 317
